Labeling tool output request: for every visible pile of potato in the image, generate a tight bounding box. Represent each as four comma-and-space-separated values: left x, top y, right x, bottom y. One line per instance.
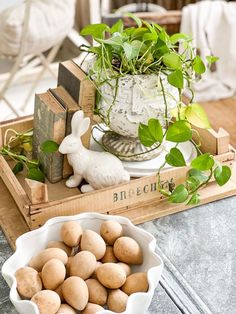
15, 220, 149, 314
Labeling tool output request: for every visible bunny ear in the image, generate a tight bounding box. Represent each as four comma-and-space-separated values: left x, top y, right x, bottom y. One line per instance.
71, 111, 84, 134
77, 117, 90, 136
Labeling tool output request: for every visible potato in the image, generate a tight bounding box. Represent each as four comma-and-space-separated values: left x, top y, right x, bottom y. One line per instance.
81, 230, 106, 260
56, 304, 77, 314
113, 236, 143, 265
28, 248, 68, 271
54, 283, 65, 302
31, 290, 61, 314
81, 303, 104, 314
100, 220, 123, 245
70, 251, 96, 279
100, 246, 117, 263
117, 262, 131, 277
96, 263, 126, 289
15, 266, 42, 299
107, 289, 128, 313
61, 221, 83, 247
62, 276, 88, 310
121, 272, 149, 295
47, 241, 72, 256
85, 278, 107, 305
42, 258, 66, 290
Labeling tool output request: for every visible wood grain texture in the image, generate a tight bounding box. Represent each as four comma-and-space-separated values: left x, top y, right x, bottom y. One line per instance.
0, 156, 30, 221
200, 98, 236, 148
2, 161, 236, 249
28, 151, 235, 228
0, 178, 29, 250
24, 178, 48, 204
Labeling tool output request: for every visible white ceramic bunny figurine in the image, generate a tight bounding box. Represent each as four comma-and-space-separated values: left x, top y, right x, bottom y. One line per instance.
59, 111, 130, 192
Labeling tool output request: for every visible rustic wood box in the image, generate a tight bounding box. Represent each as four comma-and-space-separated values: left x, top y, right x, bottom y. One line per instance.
0, 116, 236, 230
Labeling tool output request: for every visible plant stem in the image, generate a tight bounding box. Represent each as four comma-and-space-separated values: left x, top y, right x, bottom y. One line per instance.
159, 76, 169, 130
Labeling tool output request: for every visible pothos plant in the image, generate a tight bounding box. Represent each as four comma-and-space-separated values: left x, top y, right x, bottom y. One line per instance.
0, 128, 59, 182
80, 14, 231, 205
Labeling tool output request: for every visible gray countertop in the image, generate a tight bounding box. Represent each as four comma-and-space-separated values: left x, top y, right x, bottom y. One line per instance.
1, 195, 236, 314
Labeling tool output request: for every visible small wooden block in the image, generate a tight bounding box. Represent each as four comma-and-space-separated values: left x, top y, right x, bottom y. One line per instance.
24, 178, 48, 204
217, 128, 230, 155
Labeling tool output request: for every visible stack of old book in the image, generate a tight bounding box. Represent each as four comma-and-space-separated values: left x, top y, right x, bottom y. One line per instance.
33, 61, 95, 183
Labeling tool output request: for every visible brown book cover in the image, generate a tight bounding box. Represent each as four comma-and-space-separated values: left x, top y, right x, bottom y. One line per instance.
49, 86, 79, 136
33, 92, 66, 183
49, 86, 79, 179
57, 60, 96, 147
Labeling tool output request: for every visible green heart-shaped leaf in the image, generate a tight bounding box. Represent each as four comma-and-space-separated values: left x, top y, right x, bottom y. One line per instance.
80, 24, 109, 39
186, 176, 201, 192
206, 55, 219, 65
166, 121, 192, 143
169, 184, 189, 203
123, 42, 140, 61
111, 19, 124, 34
170, 33, 191, 44
27, 168, 45, 182
193, 55, 206, 74
148, 119, 163, 143
138, 123, 156, 147
167, 70, 184, 89
191, 153, 214, 171
163, 53, 182, 69
138, 119, 163, 147
188, 169, 208, 183
214, 165, 231, 186
41, 140, 59, 153
187, 192, 200, 205
185, 103, 211, 129
165, 147, 186, 167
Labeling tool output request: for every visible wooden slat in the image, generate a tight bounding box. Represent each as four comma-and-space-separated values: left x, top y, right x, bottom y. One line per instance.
0, 115, 33, 147
24, 179, 48, 204
112, 175, 236, 225
217, 128, 230, 155
193, 127, 230, 155
0, 156, 30, 221
3, 161, 236, 249
0, 178, 29, 250
114, 160, 236, 224
28, 150, 235, 228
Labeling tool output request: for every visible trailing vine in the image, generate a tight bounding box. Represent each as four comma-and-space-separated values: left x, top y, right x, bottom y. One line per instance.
0, 129, 59, 182
80, 14, 231, 205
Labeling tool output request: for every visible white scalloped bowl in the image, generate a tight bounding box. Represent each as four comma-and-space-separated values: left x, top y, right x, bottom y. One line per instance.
2, 212, 163, 314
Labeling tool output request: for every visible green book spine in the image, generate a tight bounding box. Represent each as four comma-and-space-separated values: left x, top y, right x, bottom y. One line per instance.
57, 62, 81, 103
33, 94, 66, 183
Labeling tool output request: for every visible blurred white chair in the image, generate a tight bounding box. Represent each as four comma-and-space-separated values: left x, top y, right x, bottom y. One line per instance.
0, 0, 77, 116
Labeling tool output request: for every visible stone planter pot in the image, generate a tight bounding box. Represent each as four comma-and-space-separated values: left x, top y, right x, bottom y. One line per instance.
97, 74, 178, 161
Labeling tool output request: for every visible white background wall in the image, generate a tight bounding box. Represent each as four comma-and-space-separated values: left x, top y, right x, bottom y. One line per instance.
0, 0, 21, 12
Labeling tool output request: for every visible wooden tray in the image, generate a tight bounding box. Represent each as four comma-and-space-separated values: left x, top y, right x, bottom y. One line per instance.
0, 116, 235, 232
